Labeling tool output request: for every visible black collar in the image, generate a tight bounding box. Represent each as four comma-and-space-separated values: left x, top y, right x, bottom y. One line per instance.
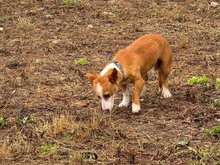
111, 61, 124, 81
111, 61, 122, 70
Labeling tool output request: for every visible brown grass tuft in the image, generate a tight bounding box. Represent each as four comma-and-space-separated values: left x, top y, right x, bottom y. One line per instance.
177, 36, 189, 49
16, 17, 34, 31
0, 132, 32, 160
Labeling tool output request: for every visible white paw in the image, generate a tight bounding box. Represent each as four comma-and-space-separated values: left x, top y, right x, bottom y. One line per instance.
119, 100, 129, 107
132, 103, 140, 113
162, 88, 172, 98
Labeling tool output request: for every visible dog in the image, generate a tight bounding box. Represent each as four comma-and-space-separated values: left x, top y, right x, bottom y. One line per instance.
86, 34, 172, 113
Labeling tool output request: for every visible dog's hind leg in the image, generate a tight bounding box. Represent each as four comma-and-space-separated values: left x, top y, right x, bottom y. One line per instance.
157, 59, 172, 98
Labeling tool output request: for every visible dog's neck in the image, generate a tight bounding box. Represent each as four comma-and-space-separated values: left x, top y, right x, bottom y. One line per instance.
101, 61, 124, 83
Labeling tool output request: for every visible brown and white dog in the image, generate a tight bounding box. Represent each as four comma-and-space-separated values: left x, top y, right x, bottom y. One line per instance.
86, 34, 172, 113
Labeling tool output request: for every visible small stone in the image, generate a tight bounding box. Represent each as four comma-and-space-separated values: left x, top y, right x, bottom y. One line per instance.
195, 19, 202, 24
52, 39, 61, 44
210, 2, 219, 8
102, 11, 116, 17
45, 14, 53, 19
0, 27, 3, 32
87, 24, 94, 29
108, 0, 116, 4
35, 59, 41, 64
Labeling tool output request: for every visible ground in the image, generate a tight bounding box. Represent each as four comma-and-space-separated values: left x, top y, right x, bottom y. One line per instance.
0, 0, 220, 164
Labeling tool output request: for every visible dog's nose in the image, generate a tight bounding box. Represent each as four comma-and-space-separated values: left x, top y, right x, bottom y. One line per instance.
102, 108, 110, 111
101, 106, 111, 112
100, 107, 110, 114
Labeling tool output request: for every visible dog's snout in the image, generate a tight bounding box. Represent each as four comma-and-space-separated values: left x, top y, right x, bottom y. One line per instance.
101, 97, 114, 112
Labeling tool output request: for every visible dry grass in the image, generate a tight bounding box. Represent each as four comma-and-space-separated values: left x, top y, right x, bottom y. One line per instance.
0, 131, 32, 159
1, 0, 220, 164
177, 35, 189, 49
16, 17, 34, 31
188, 143, 220, 164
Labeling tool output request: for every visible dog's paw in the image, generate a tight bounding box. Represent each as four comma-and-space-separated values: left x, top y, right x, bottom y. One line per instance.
162, 88, 172, 98
132, 103, 140, 113
119, 100, 129, 107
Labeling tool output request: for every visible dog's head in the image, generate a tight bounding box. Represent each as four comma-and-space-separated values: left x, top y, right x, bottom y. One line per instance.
86, 68, 119, 111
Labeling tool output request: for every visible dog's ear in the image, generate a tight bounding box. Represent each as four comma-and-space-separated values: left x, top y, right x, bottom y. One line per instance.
109, 68, 118, 84
85, 73, 97, 81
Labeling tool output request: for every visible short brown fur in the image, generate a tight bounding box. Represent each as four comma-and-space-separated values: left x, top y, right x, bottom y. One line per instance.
86, 34, 172, 112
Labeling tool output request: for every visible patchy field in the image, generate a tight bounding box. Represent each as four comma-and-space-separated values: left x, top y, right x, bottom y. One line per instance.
0, 0, 220, 164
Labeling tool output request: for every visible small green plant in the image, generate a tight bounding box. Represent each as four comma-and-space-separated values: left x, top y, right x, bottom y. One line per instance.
216, 78, 220, 88
20, 116, 29, 125
74, 57, 87, 65
188, 75, 210, 86
213, 99, 220, 107
40, 145, 55, 153
18, 115, 37, 125
202, 125, 220, 136
0, 116, 6, 126
216, 31, 220, 38
61, 0, 78, 5
30, 115, 37, 124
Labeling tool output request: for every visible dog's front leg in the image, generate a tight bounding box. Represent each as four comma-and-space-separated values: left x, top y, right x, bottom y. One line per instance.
132, 79, 145, 113
119, 84, 130, 108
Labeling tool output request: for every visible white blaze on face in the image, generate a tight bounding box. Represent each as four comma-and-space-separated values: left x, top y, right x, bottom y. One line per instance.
96, 83, 114, 111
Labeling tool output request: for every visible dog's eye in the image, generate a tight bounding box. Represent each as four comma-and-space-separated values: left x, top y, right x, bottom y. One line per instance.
103, 94, 110, 99
97, 95, 101, 99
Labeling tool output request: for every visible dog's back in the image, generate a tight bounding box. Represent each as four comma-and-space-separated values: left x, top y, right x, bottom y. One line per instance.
113, 34, 172, 77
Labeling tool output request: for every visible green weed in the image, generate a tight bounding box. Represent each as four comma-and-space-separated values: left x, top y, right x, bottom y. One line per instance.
216, 31, 220, 38
61, 0, 78, 6
188, 75, 210, 86
40, 145, 55, 153
201, 125, 220, 136
0, 117, 6, 126
21, 116, 28, 125
213, 99, 220, 107
19, 115, 37, 125
30, 115, 37, 124
216, 78, 220, 88
74, 57, 87, 65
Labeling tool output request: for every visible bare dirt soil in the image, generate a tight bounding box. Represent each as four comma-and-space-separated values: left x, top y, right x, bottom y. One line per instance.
0, 0, 220, 164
